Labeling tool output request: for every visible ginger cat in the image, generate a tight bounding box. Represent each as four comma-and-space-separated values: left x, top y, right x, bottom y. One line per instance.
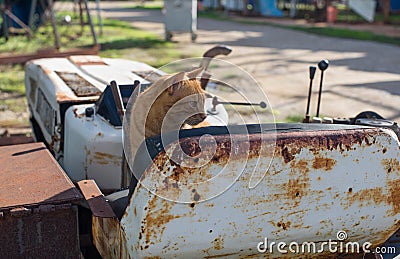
128, 67, 210, 160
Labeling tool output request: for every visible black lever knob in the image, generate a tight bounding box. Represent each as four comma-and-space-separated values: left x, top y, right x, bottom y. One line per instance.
309, 66, 316, 80
318, 59, 329, 71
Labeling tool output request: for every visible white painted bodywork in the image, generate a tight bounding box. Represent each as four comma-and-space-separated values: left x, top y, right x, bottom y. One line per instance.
64, 104, 124, 191
94, 127, 400, 258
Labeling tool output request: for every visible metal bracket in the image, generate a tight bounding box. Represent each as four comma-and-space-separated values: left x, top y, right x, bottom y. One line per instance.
77, 180, 116, 218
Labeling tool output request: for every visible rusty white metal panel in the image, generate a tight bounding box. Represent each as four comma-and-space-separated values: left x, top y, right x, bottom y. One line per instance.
25, 57, 104, 103
25, 56, 158, 104
63, 104, 123, 192
119, 127, 400, 258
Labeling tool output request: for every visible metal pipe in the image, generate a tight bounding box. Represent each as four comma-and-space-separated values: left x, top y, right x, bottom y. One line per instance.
304, 66, 316, 122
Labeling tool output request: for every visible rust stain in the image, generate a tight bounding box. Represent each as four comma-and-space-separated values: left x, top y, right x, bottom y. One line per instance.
56, 91, 99, 104
142, 128, 383, 186
346, 179, 400, 216
142, 196, 178, 247
277, 221, 291, 230
73, 108, 79, 117
381, 158, 400, 174
72, 108, 85, 118
39, 64, 52, 75
56, 92, 77, 103
281, 146, 295, 163
212, 237, 224, 250
312, 157, 337, 171
92, 152, 120, 166
97, 132, 103, 137
282, 173, 310, 202
290, 159, 309, 174
68, 55, 106, 66
387, 179, 400, 216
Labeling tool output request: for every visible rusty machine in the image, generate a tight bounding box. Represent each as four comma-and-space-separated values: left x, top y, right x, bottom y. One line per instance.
4, 45, 400, 258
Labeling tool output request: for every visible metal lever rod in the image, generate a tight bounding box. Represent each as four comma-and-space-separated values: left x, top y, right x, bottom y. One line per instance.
199, 45, 232, 89
110, 80, 125, 121
304, 66, 316, 123
200, 45, 232, 71
316, 59, 329, 118
211, 96, 267, 112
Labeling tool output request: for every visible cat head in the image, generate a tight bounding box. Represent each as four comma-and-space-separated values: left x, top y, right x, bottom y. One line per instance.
154, 67, 211, 128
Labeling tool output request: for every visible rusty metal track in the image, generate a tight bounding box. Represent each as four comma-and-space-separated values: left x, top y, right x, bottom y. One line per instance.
0, 46, 99, 65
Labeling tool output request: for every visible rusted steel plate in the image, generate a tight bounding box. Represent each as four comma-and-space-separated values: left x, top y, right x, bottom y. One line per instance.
0, 205, 81, 258
77, 180, 116, 218
55, 72, 102, 97
120, 127, 400, 258
0, 135, 34, 146
0, 142, 82, 210
0, 46, 99, 65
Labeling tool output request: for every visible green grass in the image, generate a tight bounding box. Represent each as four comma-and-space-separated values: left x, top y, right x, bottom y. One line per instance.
0, 13, 170, 55
284, 115, 304, 123
0, 65, 25, 94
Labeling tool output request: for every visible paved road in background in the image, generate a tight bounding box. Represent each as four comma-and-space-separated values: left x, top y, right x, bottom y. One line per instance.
101, 2, 400, 122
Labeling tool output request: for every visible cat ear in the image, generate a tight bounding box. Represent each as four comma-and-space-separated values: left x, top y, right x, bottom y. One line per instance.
186, 66, 204, 79
167, 71, 186, 95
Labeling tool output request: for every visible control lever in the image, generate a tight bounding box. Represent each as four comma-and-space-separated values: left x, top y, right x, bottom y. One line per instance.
316, 59, 329, 118
110, 80, 140, 122
199, 45, 232, 89
303, 66, 317, 123
208, 96, 267, 114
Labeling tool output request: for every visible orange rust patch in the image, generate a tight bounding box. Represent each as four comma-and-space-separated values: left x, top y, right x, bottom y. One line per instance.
312, 157, 337, 171
283, 174, 310, 202
143, 197, 178, 247
290, 159, 310, 174
347, 187, 384, 208
387, 178, 400, 216
346, 181, 400, 216
92, 152, 120, 166
381, 158, 400, 174
212, 237, 224, 250
277, 221, 291, 230
56, 92, 76, 102
39, 64, 52, 75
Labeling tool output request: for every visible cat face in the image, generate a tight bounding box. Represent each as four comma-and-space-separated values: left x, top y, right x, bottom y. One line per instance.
163, 78, 209, 128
